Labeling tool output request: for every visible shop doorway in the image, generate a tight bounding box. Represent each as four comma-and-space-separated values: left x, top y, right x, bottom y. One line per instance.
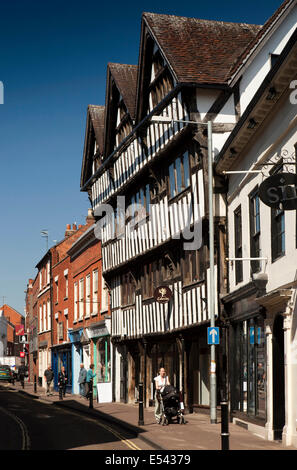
190, 341, 210, 407
120, 349, 128, 403
273, 315, 285, 440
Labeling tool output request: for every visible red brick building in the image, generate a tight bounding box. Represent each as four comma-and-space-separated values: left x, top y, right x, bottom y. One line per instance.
35, 249, 53, 387
25, 278, 38, 382
67, 222, 111, 398
51, 213, 95, 392
0, 304, 25, 358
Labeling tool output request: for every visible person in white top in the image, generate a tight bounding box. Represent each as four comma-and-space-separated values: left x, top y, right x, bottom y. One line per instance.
154, 367, 170, 424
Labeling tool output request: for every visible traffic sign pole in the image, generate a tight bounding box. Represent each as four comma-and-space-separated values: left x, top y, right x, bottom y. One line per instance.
208, 121, 217, 425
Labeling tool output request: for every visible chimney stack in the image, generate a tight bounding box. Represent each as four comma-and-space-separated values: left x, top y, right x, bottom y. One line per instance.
86, 208, 95, 225
65, 224, 76, 237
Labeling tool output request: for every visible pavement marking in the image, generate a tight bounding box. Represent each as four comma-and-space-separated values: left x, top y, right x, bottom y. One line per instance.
94, 420, 142, 451
0, 406, 31, 450
53, 406, 142, 450
3, 387, 142, 450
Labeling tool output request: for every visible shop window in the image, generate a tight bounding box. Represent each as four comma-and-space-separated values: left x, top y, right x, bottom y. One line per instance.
232, 316, 266, 419
96, 337, 111, 383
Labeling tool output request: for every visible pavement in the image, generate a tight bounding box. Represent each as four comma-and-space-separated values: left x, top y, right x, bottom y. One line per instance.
6, 380, 296, 451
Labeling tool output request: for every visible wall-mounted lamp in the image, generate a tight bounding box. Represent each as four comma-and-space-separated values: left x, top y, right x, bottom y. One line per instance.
247, 118, 258, 129
266, 87, 277, 101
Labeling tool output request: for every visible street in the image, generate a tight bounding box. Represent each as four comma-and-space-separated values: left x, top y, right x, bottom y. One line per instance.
0, 385, 153, 450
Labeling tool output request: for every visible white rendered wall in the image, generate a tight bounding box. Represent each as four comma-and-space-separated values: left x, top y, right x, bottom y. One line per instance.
239, 5, 297, 115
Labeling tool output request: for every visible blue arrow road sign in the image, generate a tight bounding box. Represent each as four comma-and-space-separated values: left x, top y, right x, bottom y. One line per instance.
250, 327, 255, 345
208, 327, 220, 345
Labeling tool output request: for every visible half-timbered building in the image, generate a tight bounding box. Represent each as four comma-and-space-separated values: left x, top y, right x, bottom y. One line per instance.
80, 10, 263, 412
80, 4, 297, 414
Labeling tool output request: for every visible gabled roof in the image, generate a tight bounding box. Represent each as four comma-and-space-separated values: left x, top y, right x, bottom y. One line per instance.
215, 25, 297, 174
88, 105, 105, 153
80, 105, 105, 188
229, 0, 296, 81
142, 12, 261, 86
107, 63, 138, 119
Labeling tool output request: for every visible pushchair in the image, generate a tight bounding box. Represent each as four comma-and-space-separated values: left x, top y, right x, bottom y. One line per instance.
159, 385, 185, 425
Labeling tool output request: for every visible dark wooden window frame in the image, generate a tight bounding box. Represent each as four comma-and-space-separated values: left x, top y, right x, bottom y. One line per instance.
249, 186, 261, 274
121, 272, 136, 306
168, 151, 191, 200
234, 205, 243, 284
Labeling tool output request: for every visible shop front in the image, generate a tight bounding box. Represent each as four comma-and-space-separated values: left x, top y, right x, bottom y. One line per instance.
122, 324, 212, 411
68, 327, 84, 395
223, 284, 267, 428
52, 343, 72, 393
87, 320, 112, 403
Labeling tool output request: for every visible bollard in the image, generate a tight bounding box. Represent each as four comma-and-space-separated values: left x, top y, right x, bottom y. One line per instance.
221, 401, 230, 450
138, 382, 144, 425
89, 381, 93, 409
34, 375, 37, 393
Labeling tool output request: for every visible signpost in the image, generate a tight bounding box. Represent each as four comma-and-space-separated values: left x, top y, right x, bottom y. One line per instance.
250, 327, 255, 345
15, 324, 25, 336
208, 327, 220, 345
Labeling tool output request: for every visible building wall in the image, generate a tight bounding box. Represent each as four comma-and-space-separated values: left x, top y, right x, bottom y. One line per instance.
225, 88, 297, 446
239, 4, 297, 115
0, 312, 7, 357
227, 90, 297, 293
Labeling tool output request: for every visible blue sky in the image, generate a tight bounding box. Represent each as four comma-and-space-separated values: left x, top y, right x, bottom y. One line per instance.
0, 0, 283, 314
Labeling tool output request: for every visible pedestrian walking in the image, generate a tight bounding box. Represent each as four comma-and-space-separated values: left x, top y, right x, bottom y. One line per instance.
78, 363, 87, 398
154, 367, 170, 424
44, 365, 54, 396
86, 364, 96, 399
18, 364, 26, 389
58, 366, 67, 400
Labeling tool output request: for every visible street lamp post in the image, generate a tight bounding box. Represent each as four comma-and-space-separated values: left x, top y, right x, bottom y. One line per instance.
40, 230, 48, 251
151, 116, 217, 423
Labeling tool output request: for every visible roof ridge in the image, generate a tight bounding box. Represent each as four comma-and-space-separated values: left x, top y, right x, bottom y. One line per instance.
143, 11, 262, 27
229, 0, 295, 79
141, 11, 262, 85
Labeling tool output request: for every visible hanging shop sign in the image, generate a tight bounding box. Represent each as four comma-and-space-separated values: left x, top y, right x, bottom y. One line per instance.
259, 173, 297, 210
15, 324, 25, 336
154, 286, 173, 304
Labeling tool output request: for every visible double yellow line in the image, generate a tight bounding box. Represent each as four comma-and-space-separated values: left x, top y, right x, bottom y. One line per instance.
95, 420, 142, 450
67, 408, 142, 450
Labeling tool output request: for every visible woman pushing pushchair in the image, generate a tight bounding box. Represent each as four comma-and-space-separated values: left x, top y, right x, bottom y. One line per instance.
154, 368, 185, 425
154, 368, 170, 424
